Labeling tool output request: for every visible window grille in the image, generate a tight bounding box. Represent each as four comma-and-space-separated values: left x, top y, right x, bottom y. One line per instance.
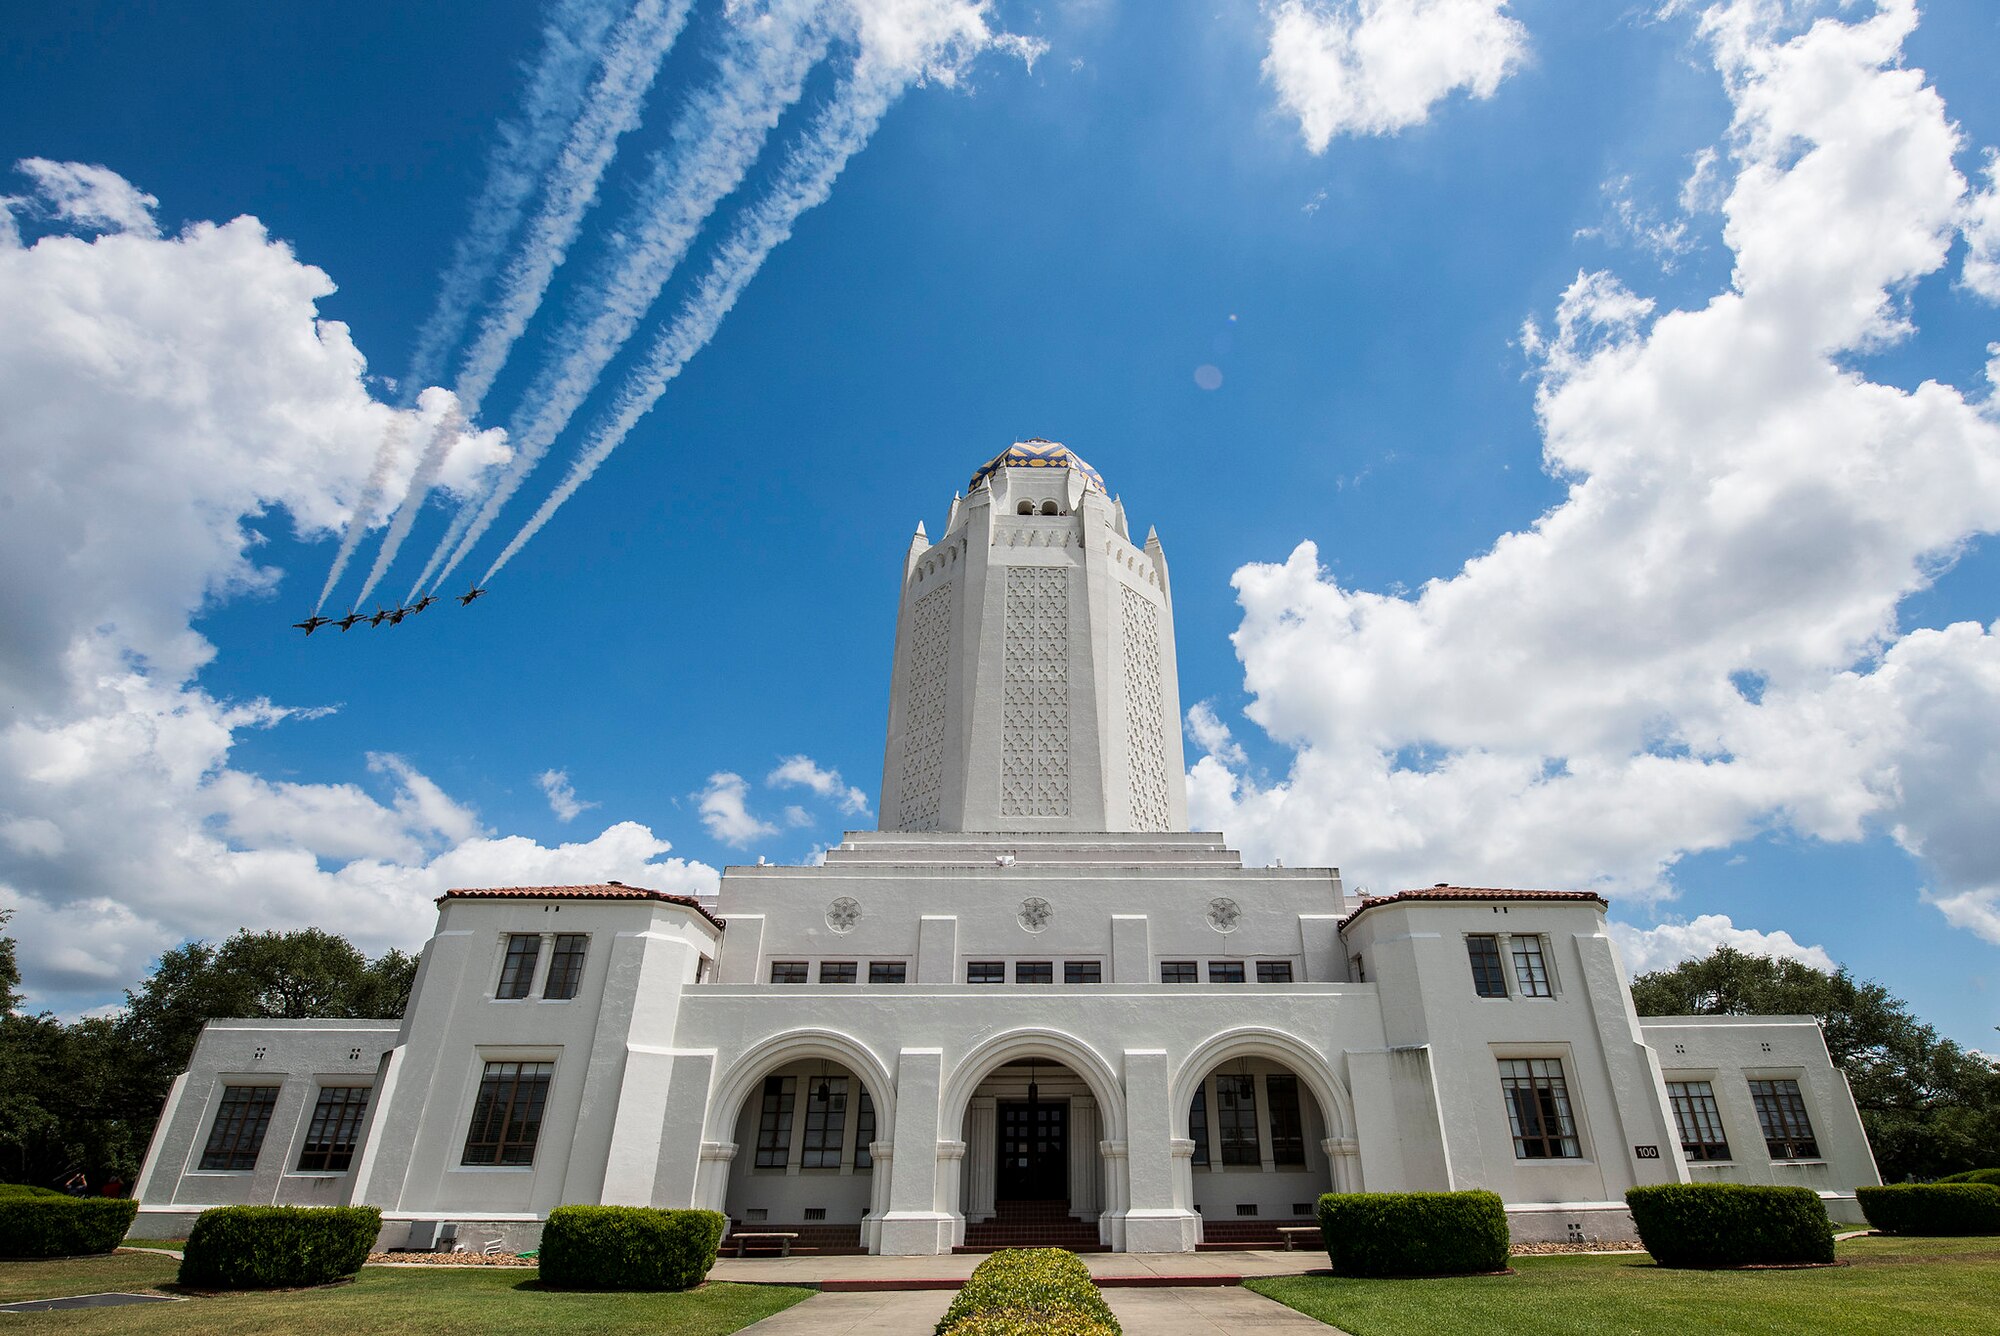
199, 1085, 278, 1170
1666, 1081, 1732, 1161
1016, 961, 1053, 983
1499, 1058, 1581, 1158
1256, 960, 1293, 983
1208, 961, 1246, 983
754, 1075, 796, 1168
819, 961, 857, 983
1266, 1075, 1306, 1166
1748, 1079, 1819, 1159
497, 934, 541, 999
770, 961, 809, 984
967, 960, 1005, 984
855, 1089, 876, 1168
801, 1076, 848, 1168
543, 934, 588, 999
1064, 960, 1102, 984
1188, 1086, 1209, 1167
1216, 1073, 1260, 1166
460, 1061, 554, 1165
1467, 935, 1508, 997
1510, 936, 1553, 997
1160, 960, 1198, 984
296, 1086, 370, 1172
868, 961, 906, 984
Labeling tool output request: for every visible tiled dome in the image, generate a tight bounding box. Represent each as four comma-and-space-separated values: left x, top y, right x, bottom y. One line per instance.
968, 439, 1106, 495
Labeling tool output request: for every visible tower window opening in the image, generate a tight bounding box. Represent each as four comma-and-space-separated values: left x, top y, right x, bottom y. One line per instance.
1040, 500, 1060, 516
1017, 500, 1035, 514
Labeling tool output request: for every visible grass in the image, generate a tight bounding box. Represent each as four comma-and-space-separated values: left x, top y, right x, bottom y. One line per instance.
0, 1252, 811, 1334
1245, 1234, 2000, 1336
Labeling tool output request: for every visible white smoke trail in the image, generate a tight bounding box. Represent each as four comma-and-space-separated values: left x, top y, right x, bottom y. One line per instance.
315, 418, 409, 613
420, 0, 832, 592
354, 408, 465, 610
403, 0, 629, 402
480, 66, 905, 582
450, 0, 696, 420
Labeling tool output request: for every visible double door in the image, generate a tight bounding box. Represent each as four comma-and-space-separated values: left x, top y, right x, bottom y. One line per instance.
997, 1100, 1068, 1200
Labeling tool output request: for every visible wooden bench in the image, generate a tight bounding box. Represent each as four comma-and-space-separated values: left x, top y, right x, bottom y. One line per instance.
1276, 1226, 1321, 1251
731, 1231, 802, 1258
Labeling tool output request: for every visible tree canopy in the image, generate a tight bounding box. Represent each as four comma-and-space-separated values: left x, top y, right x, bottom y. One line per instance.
1632, 946, 2000, 1181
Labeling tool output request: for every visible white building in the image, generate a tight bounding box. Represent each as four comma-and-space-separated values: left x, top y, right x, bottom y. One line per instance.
133, 441, 1880, 1254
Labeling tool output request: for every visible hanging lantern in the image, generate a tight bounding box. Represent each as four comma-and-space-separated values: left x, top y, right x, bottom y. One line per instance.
1027, 1061, 1039, 1107
814, 1061, 831, 1103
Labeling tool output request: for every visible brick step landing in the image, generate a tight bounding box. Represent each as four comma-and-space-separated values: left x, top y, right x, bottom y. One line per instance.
960, 1198, 1105, 1253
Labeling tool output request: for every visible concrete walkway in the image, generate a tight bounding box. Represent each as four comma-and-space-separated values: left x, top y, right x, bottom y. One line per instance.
710, 1249, 1321, 1287
734, 1284, 1341, 1335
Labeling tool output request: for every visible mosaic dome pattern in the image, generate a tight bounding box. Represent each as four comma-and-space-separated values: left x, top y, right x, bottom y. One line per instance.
968, 439, 1107, 495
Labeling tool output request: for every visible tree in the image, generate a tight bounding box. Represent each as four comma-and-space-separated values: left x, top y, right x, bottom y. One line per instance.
1632, 947, 2000, 1181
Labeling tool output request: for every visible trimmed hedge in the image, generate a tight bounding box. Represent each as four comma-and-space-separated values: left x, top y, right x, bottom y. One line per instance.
0, 1184, 66, 1200
1625, 1183, 1833, 1268
1315, 1190, 1511, 1277
1856, 1183, 2000, 1236
539, 1206, 725, 1291
1936, 1168, 2000, 1189
0, 1195, 138, 1257
942, 1308, 1121, 1336
935, 1248, 1121, 1335
179, 1205, 381, 1289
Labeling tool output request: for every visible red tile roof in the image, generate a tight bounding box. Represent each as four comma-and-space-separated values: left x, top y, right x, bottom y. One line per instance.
439, 883, 724, 929
1340, 884, 1606, 931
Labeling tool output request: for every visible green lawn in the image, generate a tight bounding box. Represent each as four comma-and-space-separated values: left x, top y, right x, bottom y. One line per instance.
1245, 1235, 2000, 1336
0, 1252, 811, 1334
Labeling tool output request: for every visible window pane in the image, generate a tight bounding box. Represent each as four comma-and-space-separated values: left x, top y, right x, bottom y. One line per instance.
1256, 960, 1294, 983
967, 961, 1004, 983
200, 1085, 279, 1171
1161, 961, 1197, 983
801, 1076, 848, 1168
1510, 936, 1553, 997
1216, 1074, 1260, 1165
1016, 961, 1053, 983
1188, 1087, 1209, 1167
855, 1089, 876, 1169
1667, 1081, 1732, 1161
1748, 1079, 1819, 1159
755, 1075, 796, 1168
1208, 961, 1246, 983
868, 961, 906, 984
296, 1086, 371, 1173
497, 934, 541, 999
819, 961, 857, 983
1498, 1058, 1580, 1158
543, 934, 588, 1000
770, 961, 809, 984
461, 1061, 554, 1165
1467, 935, 1507, 998
1064, 960, 1102, 984
1267, 1075, 1306, 1167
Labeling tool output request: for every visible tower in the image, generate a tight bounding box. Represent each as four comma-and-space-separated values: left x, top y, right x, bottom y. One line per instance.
878, 440, 1188, 833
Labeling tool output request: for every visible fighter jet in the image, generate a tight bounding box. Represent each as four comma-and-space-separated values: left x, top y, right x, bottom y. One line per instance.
335, 611, 365, 632
457, 585, 487, 606
292, 615, 331, 636
385, 605, 410, 626
367, 607, 392, 628
408, 595, 438, 614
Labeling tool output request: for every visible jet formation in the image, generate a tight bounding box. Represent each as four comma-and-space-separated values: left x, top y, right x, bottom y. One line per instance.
293, 588, 479, 635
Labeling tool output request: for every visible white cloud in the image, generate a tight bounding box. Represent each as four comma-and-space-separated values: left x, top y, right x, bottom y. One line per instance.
1186, 702, 1249, 767
13, 157, 159, 236
1964, 150, 2000, 303
1610, 914, 1837, 976
1577, 174, 1694, 268
0, 169, 712, 1014
537, 768, 599, 823
698, 772, 779, 846
1262, 0, 1528, 151
767, 754, 871, 816
1195, 1, 2000, 946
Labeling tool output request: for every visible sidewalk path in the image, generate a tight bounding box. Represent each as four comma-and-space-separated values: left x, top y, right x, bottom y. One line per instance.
734, 1285, 1345, 1335
735, 1288, 954, 1334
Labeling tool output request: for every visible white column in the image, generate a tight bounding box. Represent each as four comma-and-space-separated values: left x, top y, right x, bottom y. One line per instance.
878, 1048, 952, 1255
862, 1142, 892, 1253
1120, 1048, 1199, 1252
967, 1098, 997, 1222
935, 1140, 968, 1247
1323, 1137, 1361, 1194
1169, 1138, 1200, 1242
1068, 1097, 1098, 1218
1099, 1141, 1128, 1250
696, 1142, 737, 1214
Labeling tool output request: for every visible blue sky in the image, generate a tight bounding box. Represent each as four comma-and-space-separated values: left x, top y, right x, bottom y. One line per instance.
2, 1, 1998, 1047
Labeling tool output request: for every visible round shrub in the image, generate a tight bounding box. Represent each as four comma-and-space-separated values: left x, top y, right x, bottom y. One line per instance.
943, 1307, 1121, 1336
178, 1205, 381, 1289
0, 1195, 138, 1257
539, 1205, 725, 1291
1856, 1183, 2000, 1236
1935, 1168, 2000, 1188
935, 1249, 1120, 1335
1315, 1190, 1510, 1277
1625, 1184, 1833, 1268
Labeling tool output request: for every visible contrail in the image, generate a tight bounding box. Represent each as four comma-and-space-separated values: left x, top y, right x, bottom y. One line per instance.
450, 0, 696, 420
420, 0, 831, 592
315, 418, 409, 613
354, 409, 465, 610
481, 66, 906, 582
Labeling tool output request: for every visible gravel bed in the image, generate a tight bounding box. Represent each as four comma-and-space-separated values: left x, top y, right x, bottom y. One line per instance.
367, 1251, 536, 1267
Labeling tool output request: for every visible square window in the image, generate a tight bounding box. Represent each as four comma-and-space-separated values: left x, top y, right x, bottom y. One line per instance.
1256, 960, 1294, 983
1216, 1074, 1260, 1165
967, 961, 1005, 984
1467, 935, 1508, 998
543, 934, 588, 1000
868, 961, 907, 984
1160, 961, 1198, 984
497, 934, 541, 999
1748, 1079, 1819, 1159
754, 1075, 795, 1168
800, 1076, 848, 1168
1498, 1057, 1580, 1158
1667, 1080, 1732, 1161
1208, 961, 1246, 983
296, 1086, 370, 1173
461, 1061, 554, 1166
819, 961, 857, 984
1510, 936, 1554, 997
200, 1085, 279, 1171
1016, 961, 1053, 983
1064, 960, 1102, 984
770, 961, 809, 984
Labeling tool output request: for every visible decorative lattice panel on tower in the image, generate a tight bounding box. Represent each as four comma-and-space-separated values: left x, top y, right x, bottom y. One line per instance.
897, 582, 954, 830
1001, 566, 1071, 818
1122, 582, 1170, 830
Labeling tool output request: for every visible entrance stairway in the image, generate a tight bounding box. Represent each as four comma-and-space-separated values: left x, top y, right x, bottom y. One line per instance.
726, 1221, 868, 1256
1195, 1217, 1319, 1250
958, 1199, 1107, 1253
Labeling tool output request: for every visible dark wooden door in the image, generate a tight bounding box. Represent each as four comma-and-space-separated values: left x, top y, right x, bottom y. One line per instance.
997, 1101, 1068, 1200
